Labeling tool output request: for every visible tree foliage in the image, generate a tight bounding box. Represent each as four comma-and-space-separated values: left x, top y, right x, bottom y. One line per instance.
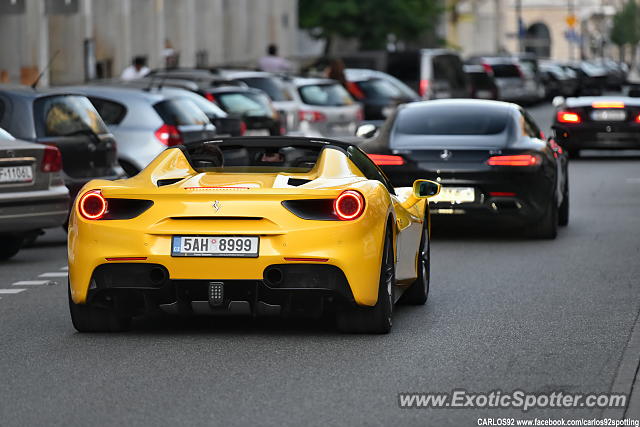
299, 0, 441, 51
610, 0, 640, 48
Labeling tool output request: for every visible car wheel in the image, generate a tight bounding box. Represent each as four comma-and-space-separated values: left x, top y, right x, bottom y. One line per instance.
68, 283, 131, 332
528, 200, 558, 239
336, 227, 394, 334
559, 176, 569, 227
400, 219, 430, 305
0, 234, 24, 260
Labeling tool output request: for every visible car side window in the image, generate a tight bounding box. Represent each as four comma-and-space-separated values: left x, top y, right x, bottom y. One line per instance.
0, 99, 5, 123
346, 146, 396, 195
88, 97, 127, 125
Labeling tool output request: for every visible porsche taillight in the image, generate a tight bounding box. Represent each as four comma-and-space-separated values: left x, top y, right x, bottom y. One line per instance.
79, 190, 108, 220
334, 190, 365, 220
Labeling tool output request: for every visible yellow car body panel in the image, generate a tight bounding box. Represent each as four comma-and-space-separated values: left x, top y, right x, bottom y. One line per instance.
68, 142, 431, 308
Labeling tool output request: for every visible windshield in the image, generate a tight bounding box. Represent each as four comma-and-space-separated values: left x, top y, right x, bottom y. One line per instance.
154, 98, 210, 126
298, 84, 354, 106
237, 77, 291, 102
356, 78, 405, 100
215, 92, 274, 117
395, 105, 509, 136
490, 64, 521, 78
186, 143, 323, 173
35, 95, 109, 137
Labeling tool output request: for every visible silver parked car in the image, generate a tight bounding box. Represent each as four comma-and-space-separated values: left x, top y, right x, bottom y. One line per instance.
0, 128, 69, 259
66, 86, 216, 176
293, 78, 362, 138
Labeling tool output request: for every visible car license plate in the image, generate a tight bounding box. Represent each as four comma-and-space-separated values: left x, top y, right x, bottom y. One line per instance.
476, 90, 493, 99
0, 165, 33, 184
429, 187, 475, 204
591, 110, 626, 121
244, 129, 270, 136
171, 236, 259, 257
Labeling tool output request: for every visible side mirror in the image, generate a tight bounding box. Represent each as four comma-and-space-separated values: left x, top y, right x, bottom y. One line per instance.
356, 123, 378, 139
552, 96, 565, 108
413, 179, 440, 198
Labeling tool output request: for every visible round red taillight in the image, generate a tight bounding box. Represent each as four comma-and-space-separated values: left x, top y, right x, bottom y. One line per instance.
334, 190, 365, 220
79, 190, 107, 220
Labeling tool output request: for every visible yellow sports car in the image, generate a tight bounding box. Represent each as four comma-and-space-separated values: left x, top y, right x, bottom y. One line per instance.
68, 137, 440, 333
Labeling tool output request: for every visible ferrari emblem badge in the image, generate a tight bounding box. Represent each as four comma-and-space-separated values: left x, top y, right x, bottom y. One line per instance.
212, 200, 221, 212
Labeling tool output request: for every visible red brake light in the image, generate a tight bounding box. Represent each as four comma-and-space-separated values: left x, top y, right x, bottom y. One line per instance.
487, 154, 541, 167
346, 81, 365, 100
334, 190, 365, 220
154, 124, 183, 146
419, 79, 429, 97
298, 110, 326, 122
205, 93, 216, 103
239, 121, 247, 135
635, 114, 640, 123
489, 192, 517, 197
79, 190, 107, 220
367, 154, 405, 166
482, 63, 493, 75
41, 145, 62, 172
556, 111, 581, 124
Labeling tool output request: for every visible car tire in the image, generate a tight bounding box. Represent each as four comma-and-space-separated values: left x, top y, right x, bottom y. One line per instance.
68, 284, 132, 332
0, 234, 24, 260
528, 200, 558, 239
336, 227, 394, 334
559, 176, 569, 227
400, 219, 430, 305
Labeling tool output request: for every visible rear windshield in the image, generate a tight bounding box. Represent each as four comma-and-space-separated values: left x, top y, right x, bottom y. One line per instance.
215, 92, 273, 117
298, 84, 354, 106
395, 105, 509, 135
433, 54, 468, 89
467, 72, 495, 88
169, 90, 227, 118
34, 95, 109, 137
491, 64, 521, 78
356, 78, 405, 100
185, 143, 324, 173
237, 77, 291, 102
154, 98, 210, 126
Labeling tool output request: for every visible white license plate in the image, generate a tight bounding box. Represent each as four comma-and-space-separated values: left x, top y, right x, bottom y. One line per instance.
429, 187, 475, 204
172, 236, 259, 258
591, 110, 626, 121
244, 129, 270, 136
0, 165, 33, 184
476, 90, 493, 99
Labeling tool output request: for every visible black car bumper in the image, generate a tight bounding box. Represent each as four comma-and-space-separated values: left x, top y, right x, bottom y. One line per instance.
554, 124, 640, 151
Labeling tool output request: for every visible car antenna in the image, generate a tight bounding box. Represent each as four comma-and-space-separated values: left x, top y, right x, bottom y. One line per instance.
31, 50, 60, 90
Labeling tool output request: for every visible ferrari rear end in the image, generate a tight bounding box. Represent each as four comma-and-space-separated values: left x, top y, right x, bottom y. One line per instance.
68, 144, 389, 326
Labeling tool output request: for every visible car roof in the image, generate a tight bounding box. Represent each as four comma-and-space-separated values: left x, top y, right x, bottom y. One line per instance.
562, 96, 640, 108
402, 99, 518, 112
0, 84, 93, 99
208, 85, 265, 95
63, 85, 169, 103
218, 70, 276, 79
463, 65, 487, 73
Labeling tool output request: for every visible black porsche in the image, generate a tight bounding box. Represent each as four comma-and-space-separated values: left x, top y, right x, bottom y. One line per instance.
552, 96, 640, 158
359, 99, 569, 238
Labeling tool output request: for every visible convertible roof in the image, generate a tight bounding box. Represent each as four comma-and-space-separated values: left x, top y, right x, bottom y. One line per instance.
192, 136, 355, 150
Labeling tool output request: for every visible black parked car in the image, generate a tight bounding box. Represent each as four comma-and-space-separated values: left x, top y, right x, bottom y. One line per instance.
0, 86, 122, 200
463, 65, 498, 100
359, 99, 569, 239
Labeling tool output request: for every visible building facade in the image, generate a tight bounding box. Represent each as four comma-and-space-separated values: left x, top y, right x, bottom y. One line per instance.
0, 0, 298, 87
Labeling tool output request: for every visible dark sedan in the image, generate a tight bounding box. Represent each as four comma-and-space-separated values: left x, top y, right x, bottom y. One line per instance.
359, 99, 569, 239
0, 86, 123, 201
553, 96, 640, 157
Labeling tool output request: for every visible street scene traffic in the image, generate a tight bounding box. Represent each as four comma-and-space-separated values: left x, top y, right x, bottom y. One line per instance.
1, 0, 640, 426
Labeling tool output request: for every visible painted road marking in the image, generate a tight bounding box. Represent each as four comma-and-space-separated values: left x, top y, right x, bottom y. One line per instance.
39, 272, 68, 278
0, 289, 26, 294
12, 280, 55, 286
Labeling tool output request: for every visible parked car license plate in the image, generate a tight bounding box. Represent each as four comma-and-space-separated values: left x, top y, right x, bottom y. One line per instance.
171, 236, 259, 257
429, 187, 475, 204
591, 110, 626, 121
0, 165, 33, 184
244, 129, 270, 136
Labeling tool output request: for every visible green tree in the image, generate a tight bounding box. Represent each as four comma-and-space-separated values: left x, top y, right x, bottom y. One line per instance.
299, 0, 441, 53
610, 0, 640, 63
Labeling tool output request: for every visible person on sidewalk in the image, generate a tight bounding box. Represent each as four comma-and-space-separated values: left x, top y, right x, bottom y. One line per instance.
258, 44, 292, 73
121, 56, 150, 80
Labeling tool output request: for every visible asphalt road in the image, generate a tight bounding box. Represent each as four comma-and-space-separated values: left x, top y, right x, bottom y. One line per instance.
1, 101, 639, 426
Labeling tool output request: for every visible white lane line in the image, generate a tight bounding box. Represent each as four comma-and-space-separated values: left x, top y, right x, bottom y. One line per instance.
60, 266, 68, 271
12, 280, 51, 286
0, 289, 26, 294
38, 272, 68, 278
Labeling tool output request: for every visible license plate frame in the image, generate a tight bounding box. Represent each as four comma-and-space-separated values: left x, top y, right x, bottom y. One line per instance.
171, 236, 260, 258
591, 109, 626, 122
0, 165, 33, 184
429, 186, 476, 204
